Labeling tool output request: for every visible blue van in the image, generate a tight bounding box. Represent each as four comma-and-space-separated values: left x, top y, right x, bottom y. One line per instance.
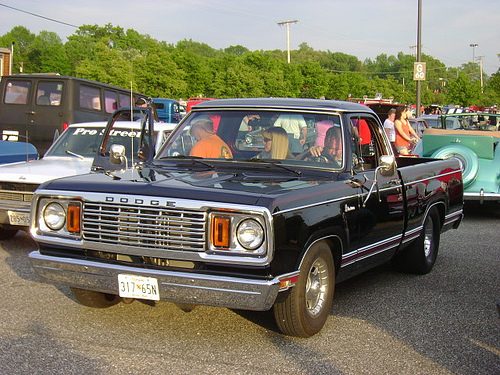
153, 98, 184, 123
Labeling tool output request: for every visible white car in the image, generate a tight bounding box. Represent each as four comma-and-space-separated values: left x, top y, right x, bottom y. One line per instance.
0, 121, 175, 239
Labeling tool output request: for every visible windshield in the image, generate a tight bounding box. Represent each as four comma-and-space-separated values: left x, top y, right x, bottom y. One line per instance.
48, 123, 161, 159
442, 113, 500, 131
156, 110, 345, 169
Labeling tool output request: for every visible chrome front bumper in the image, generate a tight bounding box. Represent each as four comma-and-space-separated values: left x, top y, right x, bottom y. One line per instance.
29, 251, 281, 311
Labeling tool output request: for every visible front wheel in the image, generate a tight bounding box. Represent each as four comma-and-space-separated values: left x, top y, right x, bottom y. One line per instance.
273, 241, 335, 337
70, 287, 121, 308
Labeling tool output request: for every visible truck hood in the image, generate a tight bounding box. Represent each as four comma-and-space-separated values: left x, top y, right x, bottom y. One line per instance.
0, 156, 93, 184
40, 165, 352, 210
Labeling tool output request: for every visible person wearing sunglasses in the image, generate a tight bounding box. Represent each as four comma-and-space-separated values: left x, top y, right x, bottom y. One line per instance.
255, 127, 293, 159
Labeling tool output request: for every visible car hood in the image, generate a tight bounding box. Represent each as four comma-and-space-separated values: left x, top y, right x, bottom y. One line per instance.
40, 165, 353, 212
0, 156, 94, 184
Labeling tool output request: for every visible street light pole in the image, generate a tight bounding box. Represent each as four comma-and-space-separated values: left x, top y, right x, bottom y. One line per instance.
469, 43, 478, 63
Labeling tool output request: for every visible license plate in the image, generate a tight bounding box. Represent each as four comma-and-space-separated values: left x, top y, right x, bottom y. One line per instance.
7, 211, 30, 226
118, 274, 160, 300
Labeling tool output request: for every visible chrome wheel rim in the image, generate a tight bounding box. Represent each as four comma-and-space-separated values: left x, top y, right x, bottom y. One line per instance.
423, 217, 434, 258
305, 257, 329, 317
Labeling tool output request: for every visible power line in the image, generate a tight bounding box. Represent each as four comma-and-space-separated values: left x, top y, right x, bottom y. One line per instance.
0, 3, 79, 29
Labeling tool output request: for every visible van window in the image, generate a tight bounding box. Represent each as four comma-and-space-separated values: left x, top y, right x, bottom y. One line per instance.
104, 90, 118, 113
36, 81, 63, 106
4, 80, 30, 104
119, 93, 131, 108
80, 85, 101, 111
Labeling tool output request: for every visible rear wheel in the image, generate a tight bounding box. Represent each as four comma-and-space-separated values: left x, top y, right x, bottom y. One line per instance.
273, 241, 335, 337
394, 207, 440, 274
70, 287, 121, 308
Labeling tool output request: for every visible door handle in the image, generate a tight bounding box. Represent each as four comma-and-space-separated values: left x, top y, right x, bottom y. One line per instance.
26, 110, 36, 115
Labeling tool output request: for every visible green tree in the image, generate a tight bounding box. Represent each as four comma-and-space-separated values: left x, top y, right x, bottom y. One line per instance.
446, 72, 481, 106
0, 26, 35, 72
29, 31, 71, 74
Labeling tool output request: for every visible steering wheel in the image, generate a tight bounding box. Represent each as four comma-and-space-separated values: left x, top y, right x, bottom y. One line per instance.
300, 151, 340, 167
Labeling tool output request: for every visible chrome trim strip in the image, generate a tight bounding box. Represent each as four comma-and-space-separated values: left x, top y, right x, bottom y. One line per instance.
341, 234, 402, 268
274, 194, 358, 216
444, 209, 463, 225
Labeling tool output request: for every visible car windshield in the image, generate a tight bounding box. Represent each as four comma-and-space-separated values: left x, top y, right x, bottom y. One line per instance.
47, 123, 155, 159
156, 109, 346, 169
441, 113, 500, 131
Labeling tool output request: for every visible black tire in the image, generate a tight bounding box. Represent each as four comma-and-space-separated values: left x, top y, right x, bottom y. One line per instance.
70, 287, 121, 308
394, 207, 440, 274
273, 241, 335, 337
0, 228, 18, 240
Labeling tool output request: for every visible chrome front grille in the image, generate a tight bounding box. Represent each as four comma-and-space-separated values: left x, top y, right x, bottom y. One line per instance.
83, 202, 207, 251
0, 183, 38, 203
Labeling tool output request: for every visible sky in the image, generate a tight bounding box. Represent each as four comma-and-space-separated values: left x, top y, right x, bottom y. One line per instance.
1, 0, 499, 76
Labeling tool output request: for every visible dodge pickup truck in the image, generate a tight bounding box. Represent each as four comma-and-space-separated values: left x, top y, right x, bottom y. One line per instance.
29, 98, 463, 337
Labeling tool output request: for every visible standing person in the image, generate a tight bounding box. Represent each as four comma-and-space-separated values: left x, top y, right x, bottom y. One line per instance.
273, 114, 307, 153
189, 119, 233, 159
315, 118, 334, 147
394, 106, 419, 155
256, 127, 293, 160
135, 97, 159, 121
383, 108, 397, 149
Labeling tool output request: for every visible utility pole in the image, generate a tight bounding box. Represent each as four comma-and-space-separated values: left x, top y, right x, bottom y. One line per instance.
415, 0, 422, 117
477, 56, 484, 93
277, 20, 299, 63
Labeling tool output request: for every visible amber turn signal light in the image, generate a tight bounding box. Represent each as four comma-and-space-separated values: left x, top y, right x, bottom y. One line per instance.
67, 204, 81, 233
211, 216, 230, 248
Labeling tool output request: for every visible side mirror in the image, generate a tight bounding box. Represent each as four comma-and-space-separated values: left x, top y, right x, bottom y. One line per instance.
109, 144, 126, 165
379, 155, 396, 176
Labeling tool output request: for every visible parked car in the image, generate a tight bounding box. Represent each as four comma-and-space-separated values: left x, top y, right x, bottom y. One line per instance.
413, 112, 500, 203
409, 117, 429, 138
186, 97, 215, 112
28, 99, 463, 338
416, 114, 460, 130
0, 140, 38, 164
152, 98, 185, 123
0, 110, 175, 240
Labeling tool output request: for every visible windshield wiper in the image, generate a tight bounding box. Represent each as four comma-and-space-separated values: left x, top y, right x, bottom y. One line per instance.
249, 158, 301, 176
66, 150, 85, 160
157, 155, 215, 170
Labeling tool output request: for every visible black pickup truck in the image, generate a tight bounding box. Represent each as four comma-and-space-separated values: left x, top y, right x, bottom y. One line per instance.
29, 98, 463, 337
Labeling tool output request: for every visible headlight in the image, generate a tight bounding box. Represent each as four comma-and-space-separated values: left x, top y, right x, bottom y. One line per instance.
237, 219, 264, 250
209, 212, 267, 256
35, 198, 82, 238
43, 202, 66, 230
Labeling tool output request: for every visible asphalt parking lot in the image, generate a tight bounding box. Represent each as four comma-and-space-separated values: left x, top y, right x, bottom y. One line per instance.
0, 202, 498, 375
